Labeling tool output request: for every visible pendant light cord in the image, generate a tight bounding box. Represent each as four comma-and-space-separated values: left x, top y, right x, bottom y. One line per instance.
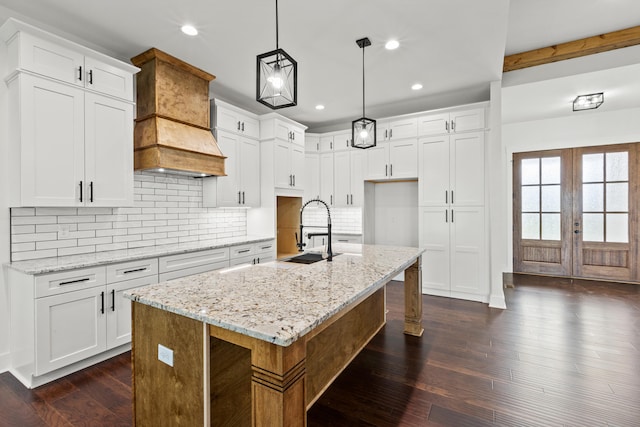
362, 44, 365, 118
275, 0, 279, 49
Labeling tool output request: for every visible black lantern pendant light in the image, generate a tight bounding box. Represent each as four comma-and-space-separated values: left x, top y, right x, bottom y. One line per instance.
256, 0, 297, 109
352, 37, 376, 149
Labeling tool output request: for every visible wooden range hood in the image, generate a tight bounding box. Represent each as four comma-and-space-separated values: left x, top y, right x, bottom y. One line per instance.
131, 48, 225, 176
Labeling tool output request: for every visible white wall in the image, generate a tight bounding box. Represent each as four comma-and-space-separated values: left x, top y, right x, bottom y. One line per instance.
502, 106, 640, 271
0, 21, 10, 372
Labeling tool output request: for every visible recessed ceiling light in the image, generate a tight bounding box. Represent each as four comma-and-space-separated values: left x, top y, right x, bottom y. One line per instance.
181, 24, 198, 36
315, 104, 325, 110
385, 40, 399, 50
411, 83, 423, 91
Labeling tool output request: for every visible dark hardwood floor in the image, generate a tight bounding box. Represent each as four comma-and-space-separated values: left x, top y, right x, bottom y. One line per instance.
2, 277, 639, 426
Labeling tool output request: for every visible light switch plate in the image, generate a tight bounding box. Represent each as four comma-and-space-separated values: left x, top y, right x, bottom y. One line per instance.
158, 344, 174, 367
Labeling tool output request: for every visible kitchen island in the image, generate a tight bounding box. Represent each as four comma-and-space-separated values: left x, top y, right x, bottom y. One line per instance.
125, 243, 424, 426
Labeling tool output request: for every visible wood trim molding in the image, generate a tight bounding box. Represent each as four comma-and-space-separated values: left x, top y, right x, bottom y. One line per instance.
503, 25, 640, 72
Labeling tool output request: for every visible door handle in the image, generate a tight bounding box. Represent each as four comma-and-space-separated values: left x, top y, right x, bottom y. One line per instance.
389, 129, 393, 138
242, 191, 245, 204
451, 209, 454, 223
451, 190, 454, 204
445, 210, 448, 223
88, 69, 93, 84
238, 191, 241, 204
100, 291, 105, 314
390, 164, 393, 177
78, 66, 83, 81
111, 289, 115, 312
79, 181, 83, 203
89, 181, 94, 203
385, 165, 388, 176
350, 194, 353, 205
237, 121, 241, 131
293, 175, 296, 186
445, 191, 448, 204
241, 122, 245, 132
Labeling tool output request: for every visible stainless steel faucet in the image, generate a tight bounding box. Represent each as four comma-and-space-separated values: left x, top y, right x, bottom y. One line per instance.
296, 198, 333, 261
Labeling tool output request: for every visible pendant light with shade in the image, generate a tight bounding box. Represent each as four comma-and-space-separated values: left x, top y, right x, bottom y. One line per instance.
352, 37, 376, 149
256, 0, 297, 109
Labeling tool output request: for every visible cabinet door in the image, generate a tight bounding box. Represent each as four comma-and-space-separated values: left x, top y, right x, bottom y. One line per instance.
239, 137, 261, 207
84, 56, 134, 101
450, 206, 486, 298
304, 154, 320, 203
450, 108, 485, 133
291, 143, 305, 189
333, 151, 351, 207
290, 127, 304, 145
18, 32, 84, 87
19, 74, 85, 206
349, 150, 365, 206
240, 115, 260, 139
417, 112, 449, 136
365, 144, 388, 180
319, 153, 334, 205
376, 122, 389, 142
450, 132, 484, 206
419, 207, 450, 296
274, 140, 292, 189
84, 93, 133, 207
215, 130, 241, 206
319, 136, 334, 152
388, 117, 417, 139
418, 135, 450, 206
106, 275, 157, 349
388, 139, 418, 179
275, 121, 291, 141
216, 105, 242, 133
332, 131, 352, 151
35, 287, 106, 375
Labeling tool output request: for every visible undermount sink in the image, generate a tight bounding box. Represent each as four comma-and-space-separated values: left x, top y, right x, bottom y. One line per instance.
284, 252, 340, 264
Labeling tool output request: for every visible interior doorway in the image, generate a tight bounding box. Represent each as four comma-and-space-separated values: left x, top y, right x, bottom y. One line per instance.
513, 143, 639, 282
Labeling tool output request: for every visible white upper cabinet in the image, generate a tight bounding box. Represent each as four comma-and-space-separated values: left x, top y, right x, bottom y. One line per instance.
261, 114, 306, 191
418, 132, 485, 207
2, 19, 138, 207
365, 139, 418, 181
304, 153, 320, 203
319, 152, 334, 205
417, 107, 485, 136
305, 134, 320, 153
204, 130, 260, 207
215, 100, 260, 139
331, 130, 352, 151
376, 117, 417, 142
334, 150, 365, 207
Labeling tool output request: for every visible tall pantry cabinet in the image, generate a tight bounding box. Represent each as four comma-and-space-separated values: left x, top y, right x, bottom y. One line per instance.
1, 18, 138, 207
418, 105, 489, 303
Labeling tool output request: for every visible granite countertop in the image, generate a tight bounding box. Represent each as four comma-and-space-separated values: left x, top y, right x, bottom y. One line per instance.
5, 235, 274, 275
125, 243, 424, 347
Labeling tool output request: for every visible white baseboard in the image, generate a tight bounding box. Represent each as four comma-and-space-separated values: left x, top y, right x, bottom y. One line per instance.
0, 351, 10, 374
489, 294, 507, 309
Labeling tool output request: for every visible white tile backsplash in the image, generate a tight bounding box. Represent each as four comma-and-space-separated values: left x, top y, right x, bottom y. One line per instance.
10, 172, 248, 261
302, 206, 362, 234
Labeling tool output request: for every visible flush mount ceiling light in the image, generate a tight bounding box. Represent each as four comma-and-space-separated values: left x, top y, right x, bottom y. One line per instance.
315, 104, 325, 110
573, 92, 604, 111
256, 0, 297, 109
352, 37, 376, 150
180, 24, 198, 36
411, 83, 423, 90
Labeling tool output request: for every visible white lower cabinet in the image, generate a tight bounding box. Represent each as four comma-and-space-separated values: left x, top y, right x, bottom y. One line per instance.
419, 206, 488, 302
229, 240, 276, 267
158, 248, 230, 282
333, 150, 365, 207
10, 259, 157, 387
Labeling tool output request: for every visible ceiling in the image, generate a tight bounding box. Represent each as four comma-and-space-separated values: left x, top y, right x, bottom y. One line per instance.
1, 0, 640, 131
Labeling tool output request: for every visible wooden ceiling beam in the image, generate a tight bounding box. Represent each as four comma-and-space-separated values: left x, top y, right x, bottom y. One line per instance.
503, 25, 640, 72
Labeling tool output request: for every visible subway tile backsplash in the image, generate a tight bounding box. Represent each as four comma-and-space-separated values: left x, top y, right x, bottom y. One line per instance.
10, 172, 247, 261
10, 172, 363, 262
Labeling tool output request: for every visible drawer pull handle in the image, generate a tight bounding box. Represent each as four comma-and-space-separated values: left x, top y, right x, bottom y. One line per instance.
261, 246, 272, 250
59, 277, 90, 286
124, 267, 147, 274
238, 249, 251, 253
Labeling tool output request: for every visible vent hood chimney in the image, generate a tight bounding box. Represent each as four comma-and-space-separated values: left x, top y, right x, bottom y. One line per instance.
131, 48, 225, 176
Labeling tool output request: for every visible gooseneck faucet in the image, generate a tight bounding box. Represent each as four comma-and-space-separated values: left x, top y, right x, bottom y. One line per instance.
296, 198, 333, 261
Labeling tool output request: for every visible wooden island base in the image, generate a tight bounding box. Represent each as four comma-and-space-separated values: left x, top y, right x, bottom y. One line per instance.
132, 259, 422, 426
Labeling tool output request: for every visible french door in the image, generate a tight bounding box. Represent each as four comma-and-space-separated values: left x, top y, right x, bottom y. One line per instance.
513, 143, 639, 282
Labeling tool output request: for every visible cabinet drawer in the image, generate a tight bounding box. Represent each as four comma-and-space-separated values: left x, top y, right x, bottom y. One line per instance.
333, 235, 362, 244
230, 244, 255, 259
256, 240, 275, 254
159, 248, 230, 274
228, 254, 256, 268
106, 258, 158, 283
35, 267, 106, 298
159, 259, 228, 282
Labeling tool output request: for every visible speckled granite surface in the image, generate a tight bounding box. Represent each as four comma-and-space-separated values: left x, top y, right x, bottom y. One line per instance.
5, 235, 274, 274
125, 243, 424, 347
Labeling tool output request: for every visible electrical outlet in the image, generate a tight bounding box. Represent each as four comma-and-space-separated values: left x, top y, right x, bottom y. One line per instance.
58, 224, 70, 237
158, 344, 174, 367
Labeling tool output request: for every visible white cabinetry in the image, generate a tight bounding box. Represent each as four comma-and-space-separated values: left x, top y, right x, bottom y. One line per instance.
376, 117, 417, 141
319, 152, 334, 205
304, 153, 320, 203
215, 100, 259, 139
334, 150, 365, 207
1, 18, 137, 207
261, 115, 306, 191
9, 258, 157, 387
158, 247, 229, 282
365, 139, 418, 181
418, 129, 487, 303
204, 130, 260, 207
417, 108, 485, 136
228, 240, 276, 267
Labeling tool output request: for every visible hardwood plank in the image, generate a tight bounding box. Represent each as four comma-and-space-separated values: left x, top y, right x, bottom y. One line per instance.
504, 25, 640, 72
